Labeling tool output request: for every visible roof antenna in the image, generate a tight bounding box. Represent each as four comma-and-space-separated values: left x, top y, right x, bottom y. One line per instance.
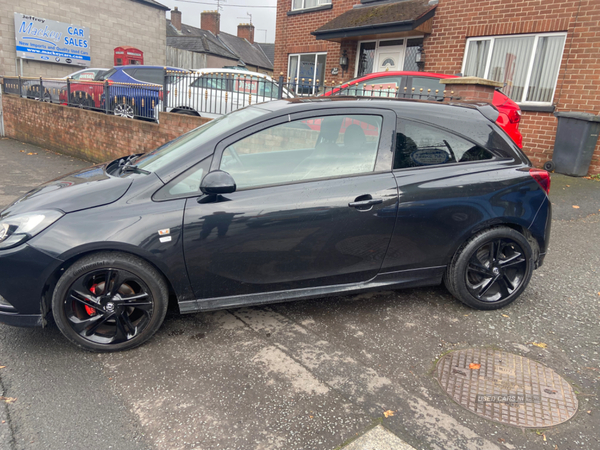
237, 12, 252, 24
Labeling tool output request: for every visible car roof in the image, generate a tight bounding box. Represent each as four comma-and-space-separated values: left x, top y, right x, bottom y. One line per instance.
352, 71, 458, 81
115, 65, 185, 70
191, 68, 272, 79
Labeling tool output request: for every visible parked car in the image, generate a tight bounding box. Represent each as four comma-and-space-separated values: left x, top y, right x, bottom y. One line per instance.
323, 71, 523, 148
166, 68, 292, 118
62, 65, 187, 120
0, 97, 551, 352
24, 68, 109, 103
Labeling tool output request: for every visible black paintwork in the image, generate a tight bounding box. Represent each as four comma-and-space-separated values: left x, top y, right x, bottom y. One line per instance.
0, 98, 551, 327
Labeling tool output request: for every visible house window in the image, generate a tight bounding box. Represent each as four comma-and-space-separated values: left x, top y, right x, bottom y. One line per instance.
288, 53, 326, 95
462, 33, 566, 105
291, 0, 331, 11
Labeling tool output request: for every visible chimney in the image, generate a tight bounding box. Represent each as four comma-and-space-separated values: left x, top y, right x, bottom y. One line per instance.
237, 23, 255, 44
171, 7, 182, 31
201, 11, 220, 35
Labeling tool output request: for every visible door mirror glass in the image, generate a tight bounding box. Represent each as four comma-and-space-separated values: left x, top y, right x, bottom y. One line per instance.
200, 170, 237, 195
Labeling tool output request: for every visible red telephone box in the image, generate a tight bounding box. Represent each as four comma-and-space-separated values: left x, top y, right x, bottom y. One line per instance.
114, 47, 144, 66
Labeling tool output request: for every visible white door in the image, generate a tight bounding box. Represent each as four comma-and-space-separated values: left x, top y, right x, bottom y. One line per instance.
375, 45, 405, 72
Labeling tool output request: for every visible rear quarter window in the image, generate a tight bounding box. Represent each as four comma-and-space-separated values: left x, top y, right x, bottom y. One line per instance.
394, 119, 495, 169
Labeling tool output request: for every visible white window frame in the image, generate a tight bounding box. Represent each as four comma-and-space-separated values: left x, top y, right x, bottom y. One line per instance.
291, 0, 331, 12
461, 32, 567, 106
354, 36, 424, 78
287, 52, 327, 95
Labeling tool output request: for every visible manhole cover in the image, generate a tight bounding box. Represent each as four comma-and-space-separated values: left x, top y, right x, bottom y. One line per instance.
436, 348, 578, 427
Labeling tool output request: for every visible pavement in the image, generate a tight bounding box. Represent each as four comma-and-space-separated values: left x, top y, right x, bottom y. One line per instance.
0, 137, 599, 450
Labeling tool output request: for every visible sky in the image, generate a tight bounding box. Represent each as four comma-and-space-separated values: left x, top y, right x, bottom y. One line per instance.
158, 0, 277, 43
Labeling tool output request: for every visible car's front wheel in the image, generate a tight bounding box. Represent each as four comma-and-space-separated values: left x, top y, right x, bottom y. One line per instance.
112, 99, 136, 119
444, 227, 534, 310
52, 252, 168, 352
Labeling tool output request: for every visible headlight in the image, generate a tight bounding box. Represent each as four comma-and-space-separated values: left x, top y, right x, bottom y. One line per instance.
0, 210, 64, 250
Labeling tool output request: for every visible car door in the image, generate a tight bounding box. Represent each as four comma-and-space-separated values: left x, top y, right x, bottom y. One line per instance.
182, 108, 399, 301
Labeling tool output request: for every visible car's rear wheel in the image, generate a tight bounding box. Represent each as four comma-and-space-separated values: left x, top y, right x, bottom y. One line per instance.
444, 227, 534, 310
52, 252, 168, 352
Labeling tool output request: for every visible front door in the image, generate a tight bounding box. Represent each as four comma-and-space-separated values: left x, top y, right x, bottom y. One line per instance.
182, 109, 399, 300
375, 45, 405, 73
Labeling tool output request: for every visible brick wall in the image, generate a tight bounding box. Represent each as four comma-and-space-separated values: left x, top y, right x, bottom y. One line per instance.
425, 0, 600, 175
1, 0, 167, 78
2, 95, 209, 163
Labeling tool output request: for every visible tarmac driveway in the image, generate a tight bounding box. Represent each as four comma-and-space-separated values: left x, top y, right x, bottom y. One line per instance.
0, 138, 599, 450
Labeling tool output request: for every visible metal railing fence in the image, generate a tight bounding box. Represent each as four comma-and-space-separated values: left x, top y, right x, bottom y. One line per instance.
2, 72, 460, 122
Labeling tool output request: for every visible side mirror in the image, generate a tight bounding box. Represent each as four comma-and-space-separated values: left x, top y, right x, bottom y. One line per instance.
200, 170, 236, 195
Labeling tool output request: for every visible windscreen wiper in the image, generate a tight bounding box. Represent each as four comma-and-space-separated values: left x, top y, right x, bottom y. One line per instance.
121, 163, 150, 175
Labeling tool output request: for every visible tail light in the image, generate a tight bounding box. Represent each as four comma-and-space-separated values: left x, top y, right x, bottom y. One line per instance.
529, 168, 551, 194
508, 109, 521, 124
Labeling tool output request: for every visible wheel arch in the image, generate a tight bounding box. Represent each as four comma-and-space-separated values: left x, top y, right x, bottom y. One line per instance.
444, 218, 539, 268
41, 245, 182, 323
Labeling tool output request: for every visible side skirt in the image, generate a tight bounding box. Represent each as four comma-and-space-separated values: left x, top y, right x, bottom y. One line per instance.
178, 266, 446, 314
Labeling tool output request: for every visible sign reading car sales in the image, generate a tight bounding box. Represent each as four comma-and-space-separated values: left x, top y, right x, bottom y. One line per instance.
14, 13, 91, 67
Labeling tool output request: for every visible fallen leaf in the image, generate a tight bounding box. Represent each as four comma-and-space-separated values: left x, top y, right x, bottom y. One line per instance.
27, 152, 33, 155
502, 314, 509, 318
0, 397, 16, 404
572, 205, 580, 209
383, 410, 395, 418
587, 410, 591, 414
532, 342, 547, 348
543, 434, 547, 442
20, 150, 25, 153
566, 184, 570, 187
0, 366, 5, 369
469, 363, 481, 370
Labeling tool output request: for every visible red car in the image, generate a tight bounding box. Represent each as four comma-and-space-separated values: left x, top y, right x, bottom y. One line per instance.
322, 71, 523, 148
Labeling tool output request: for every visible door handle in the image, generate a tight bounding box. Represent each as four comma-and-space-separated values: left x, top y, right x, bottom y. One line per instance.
348, 196, 383, 208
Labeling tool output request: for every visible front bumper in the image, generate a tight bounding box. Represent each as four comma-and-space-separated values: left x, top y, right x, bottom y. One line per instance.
0, 243, 62, 328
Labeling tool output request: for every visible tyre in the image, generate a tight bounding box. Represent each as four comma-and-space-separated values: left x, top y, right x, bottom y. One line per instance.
112, 99, 136, 119
444, 227, 534, 310
543, 160, 556, 172
70, 92, 93, 108
52, 252, 168, 352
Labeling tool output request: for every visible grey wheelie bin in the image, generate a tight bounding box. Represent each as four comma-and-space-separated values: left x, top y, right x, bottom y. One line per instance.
547, 112, 600, 176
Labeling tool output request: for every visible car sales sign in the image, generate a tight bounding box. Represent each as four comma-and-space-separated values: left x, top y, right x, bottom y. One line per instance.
14, 13, 91, 67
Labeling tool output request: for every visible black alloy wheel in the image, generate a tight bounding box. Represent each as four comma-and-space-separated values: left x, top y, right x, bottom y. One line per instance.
52, 253, 168, 352
444, 227, 534, 310
465, 238, 527, 302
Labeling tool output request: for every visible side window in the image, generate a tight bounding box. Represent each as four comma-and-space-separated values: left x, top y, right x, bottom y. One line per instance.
409, 77, 445, 99
154, 157, 212, 200
133, 69, 164, 85
219, 115, 383, 189
191, 75, 229, 91
394, 120, 494, 170
340, 76, 403, 97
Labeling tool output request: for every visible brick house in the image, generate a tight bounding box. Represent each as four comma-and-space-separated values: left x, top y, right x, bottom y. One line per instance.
274, 0, 600, 174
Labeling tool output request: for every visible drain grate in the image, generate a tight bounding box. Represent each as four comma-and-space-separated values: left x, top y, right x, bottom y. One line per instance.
436, 348, 578, 428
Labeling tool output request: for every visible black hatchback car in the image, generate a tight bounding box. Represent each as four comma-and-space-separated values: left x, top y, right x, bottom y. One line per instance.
0, 98, 551, 351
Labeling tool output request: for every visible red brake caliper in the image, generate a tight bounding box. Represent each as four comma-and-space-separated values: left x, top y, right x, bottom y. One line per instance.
85, 284, 99, 316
